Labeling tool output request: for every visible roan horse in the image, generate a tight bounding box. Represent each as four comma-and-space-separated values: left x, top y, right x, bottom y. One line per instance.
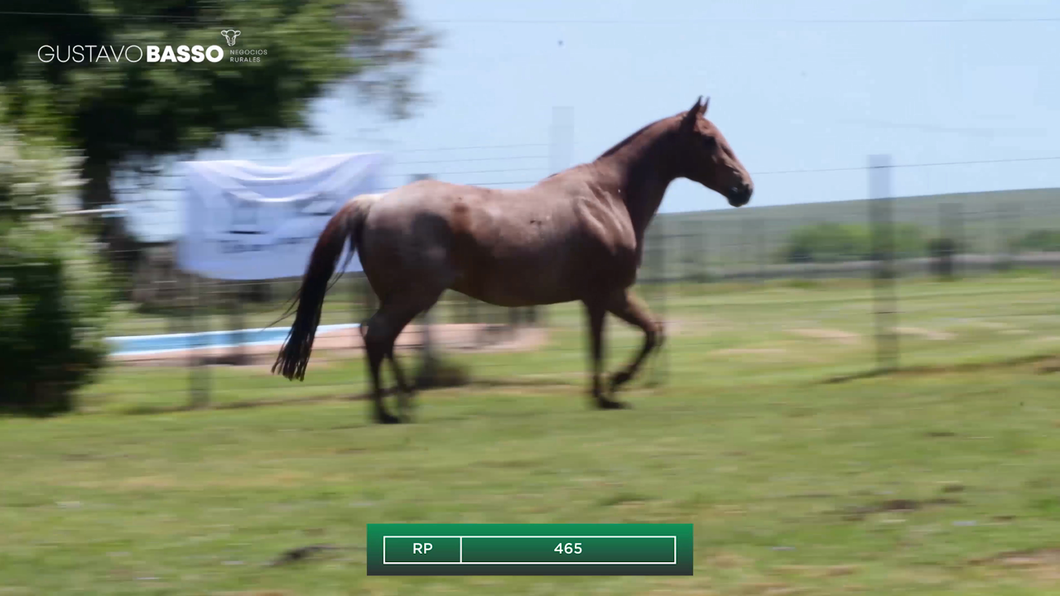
273, 97, 754, 424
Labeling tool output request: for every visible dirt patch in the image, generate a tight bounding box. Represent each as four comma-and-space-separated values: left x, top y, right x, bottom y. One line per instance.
961, 320, 1011, 330
925, 430, 958, 438
266, 544, 347, 567
713, 348, 789, 356
787, 328, 861, 345
821, 353, 1060, 384
111, 323, 550, 368
775, 564, 860, 579
970, 548, 1060, 582
215, 592, 296, 596
709, 552, 755, 569
834, 497, 961, 521
734, 582, 807, 595
1035, 357, 1060, 374
896, 326, 956, 341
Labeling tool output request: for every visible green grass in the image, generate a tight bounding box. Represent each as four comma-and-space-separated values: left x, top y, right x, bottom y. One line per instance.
3, 275, 1060, 594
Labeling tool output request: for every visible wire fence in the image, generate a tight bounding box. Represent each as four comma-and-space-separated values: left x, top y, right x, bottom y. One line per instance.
87, 183, 1060, 412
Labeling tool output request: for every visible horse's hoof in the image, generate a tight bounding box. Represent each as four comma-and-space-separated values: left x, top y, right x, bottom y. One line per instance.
595, 399, 632, 410
374, 411, 403, 424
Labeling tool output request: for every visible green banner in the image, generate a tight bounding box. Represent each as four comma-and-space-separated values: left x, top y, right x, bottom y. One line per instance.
366, 523, 693, 576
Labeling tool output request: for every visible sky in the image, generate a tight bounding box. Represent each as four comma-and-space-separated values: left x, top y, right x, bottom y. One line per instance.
127, 0, 1060, 240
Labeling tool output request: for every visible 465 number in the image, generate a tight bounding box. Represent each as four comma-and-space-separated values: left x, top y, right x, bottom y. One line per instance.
554, 542, 582, 555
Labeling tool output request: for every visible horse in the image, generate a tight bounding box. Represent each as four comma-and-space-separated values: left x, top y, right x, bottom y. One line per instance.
272, 96, 754, 424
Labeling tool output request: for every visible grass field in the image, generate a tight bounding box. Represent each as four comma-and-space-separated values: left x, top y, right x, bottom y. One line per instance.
3, 275, 1060, 594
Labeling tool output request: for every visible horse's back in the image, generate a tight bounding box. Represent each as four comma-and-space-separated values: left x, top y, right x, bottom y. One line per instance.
359, 179, 636, 305
365, 180, 579, 251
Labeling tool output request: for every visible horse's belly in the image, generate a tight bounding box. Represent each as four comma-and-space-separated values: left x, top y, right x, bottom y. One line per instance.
368, 190, 636, 306
450, 251, 582, 306
449, 232, 637, 306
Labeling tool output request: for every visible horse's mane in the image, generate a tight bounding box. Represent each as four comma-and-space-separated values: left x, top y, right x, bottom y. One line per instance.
539, 114, 674, 182
596, 117, 671, 160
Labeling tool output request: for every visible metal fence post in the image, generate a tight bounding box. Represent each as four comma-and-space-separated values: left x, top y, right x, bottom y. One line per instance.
701, 218, 711, 282
189, 274, 210, 408
869, 154, 899, 373
229, 281, 247, 365
941, 203, 964, 280
757, 217, 767, 282
648, 219, 669, 387
411, 174, 441, 386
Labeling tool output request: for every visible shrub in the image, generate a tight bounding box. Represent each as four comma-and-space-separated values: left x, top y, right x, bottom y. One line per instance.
782, 223, 869, 263
0, 126, 111, 415
782, 222, 927, 264
1014, 230, 1060, 253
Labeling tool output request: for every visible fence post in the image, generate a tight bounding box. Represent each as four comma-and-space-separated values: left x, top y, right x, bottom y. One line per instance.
868, 154, 899, 373
701, 218, 711, 282
350, 277, 361, 348
996, 203, 1013, 272
757, 217, 767, 282
803, 215, 816, 281
648, 219, 669, 387
543, 106, 573, 328
1011, 202, 1023, 265
741, 216, 752, 283
228, 282, 247, 365
189, 275, 210, 408
941, 202, 964, 279
411, 174, 441, 387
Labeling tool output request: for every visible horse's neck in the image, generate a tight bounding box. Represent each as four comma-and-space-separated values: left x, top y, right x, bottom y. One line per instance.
624, 172, 674, 242
593, 121, 678, 240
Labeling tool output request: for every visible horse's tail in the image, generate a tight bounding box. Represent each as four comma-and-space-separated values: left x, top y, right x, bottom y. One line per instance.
272, 194, 381, 381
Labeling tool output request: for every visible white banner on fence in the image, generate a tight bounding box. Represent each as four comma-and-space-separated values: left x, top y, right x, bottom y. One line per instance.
176, 153, 387, 280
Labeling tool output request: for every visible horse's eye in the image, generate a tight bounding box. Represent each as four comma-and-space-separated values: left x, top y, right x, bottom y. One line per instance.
702, 136, 718, 150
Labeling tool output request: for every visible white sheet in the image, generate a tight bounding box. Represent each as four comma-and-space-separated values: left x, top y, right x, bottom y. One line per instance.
176, 153, 387, 280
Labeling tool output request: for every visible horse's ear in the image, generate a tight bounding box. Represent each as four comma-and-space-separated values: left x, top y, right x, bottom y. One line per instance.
701, 96, 710, 116
682, 96, 703, 129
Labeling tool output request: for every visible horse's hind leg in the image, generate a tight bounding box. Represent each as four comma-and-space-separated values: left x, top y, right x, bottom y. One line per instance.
362, 311, 398, 422
583, 300, 630, 410
362, 312, 401, 424
606, 290, 664, 396
383, 310, 420, 419
362, 292, 442, 423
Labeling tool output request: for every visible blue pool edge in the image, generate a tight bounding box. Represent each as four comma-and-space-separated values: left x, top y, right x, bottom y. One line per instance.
106, 323, 361, 357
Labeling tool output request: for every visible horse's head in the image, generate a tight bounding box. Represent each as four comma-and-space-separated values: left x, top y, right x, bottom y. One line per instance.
673, 96, 754, 207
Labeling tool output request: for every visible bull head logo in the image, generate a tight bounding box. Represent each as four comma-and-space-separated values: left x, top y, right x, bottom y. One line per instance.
220, 29, 241, 47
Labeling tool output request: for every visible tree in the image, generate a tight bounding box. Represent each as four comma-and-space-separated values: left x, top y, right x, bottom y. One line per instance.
0, 0, 435, 281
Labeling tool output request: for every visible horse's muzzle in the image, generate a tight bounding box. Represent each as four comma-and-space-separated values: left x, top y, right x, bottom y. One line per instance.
727, 184, 753, 207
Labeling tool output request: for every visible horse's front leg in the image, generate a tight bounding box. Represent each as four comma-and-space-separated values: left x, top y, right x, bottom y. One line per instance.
606, 289, 664, 396
582, 300, 631, 410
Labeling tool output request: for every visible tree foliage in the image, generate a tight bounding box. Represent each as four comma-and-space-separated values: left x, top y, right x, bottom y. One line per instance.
0, 0, 435, 290
1015, 230, 1060, 253
781, 222, 928, 263
0, 0, 436, 167
0, 125, 111, 415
